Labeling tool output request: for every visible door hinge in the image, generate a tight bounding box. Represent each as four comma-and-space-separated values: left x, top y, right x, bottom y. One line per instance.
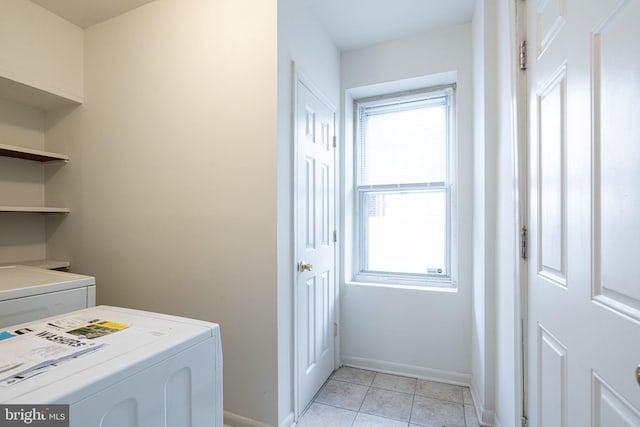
333, 230, 337, 243
522, 416, 529, 427
333, 135, 337, 148
334, 323, 338, 337
521, 226, 528, 259
519, 40, 527, 70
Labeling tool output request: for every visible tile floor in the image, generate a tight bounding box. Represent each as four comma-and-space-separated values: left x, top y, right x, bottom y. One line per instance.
298, 367, 480, 427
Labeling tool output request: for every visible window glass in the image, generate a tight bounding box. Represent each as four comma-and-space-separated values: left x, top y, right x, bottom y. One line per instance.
361, 190, 446, 275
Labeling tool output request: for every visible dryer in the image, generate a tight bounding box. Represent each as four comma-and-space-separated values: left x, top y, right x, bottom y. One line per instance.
0, 265, 96, 328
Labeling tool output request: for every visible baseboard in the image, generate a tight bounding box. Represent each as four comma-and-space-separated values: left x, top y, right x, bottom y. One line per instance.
341, 355, 472, 386
224, 411, 275, 427
279, 412, 295, 427
469, 381, 495, 427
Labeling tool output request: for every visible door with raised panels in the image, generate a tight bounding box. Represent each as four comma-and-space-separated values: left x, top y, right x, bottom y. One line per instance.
527, 0, 640, 425
295, 76, 336, 415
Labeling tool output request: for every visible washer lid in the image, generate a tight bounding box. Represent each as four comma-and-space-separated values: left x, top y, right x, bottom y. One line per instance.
0, 305, 220, 404
0, 265, 95, 301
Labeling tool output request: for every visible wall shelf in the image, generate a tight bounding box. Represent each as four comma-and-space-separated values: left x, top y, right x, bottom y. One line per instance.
0, 259, 70, 270
0, 74, 83, 111
0, 206, 70, 213
0, 143, 69, 162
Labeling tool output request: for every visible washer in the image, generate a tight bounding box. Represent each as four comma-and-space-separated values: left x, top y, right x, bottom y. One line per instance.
0, 305, 223, 427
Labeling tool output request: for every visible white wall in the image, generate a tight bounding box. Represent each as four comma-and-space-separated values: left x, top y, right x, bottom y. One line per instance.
340, 24, 473, 384
471, 0, 498, 423
277, 1, 340, 425
493, 0, 522, 425
472, 0, 521, 425
45, 0, 279, 425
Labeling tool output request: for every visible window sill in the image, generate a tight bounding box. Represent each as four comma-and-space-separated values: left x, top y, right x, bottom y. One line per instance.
344, 280, 458, 293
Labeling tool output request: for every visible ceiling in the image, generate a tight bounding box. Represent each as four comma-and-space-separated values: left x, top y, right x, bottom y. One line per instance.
30, 0, 156, 28
30, 0, 476, 51
306, 0, 476, 51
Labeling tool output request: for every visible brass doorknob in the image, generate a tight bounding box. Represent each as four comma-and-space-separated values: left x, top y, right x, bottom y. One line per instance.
636, 366, 640, 385
298, 262, 313, 272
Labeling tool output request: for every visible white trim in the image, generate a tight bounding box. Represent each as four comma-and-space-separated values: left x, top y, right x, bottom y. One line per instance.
279, 412, 295, 427
224, 411, 275, 427
515, 0, 529, 426
291, 60, 300, 422
470, 381, 496, 427
332, 108, 342, 372
295, 66, 336, 111
341, 355, 471, 386
344, 280, 457, 293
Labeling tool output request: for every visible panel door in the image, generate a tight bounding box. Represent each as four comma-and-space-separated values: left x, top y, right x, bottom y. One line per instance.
295, 77, 336, 414
527, 0, 640, 425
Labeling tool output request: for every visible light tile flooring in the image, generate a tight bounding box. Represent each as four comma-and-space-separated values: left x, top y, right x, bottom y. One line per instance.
298, 367, 480, 427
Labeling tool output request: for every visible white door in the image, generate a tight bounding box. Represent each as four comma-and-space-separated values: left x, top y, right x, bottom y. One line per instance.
295, 75, 336, 414
527, 0, 640, 425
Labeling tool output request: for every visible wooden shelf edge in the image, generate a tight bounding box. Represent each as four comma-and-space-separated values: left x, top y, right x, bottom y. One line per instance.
0, 206, 70, 213
0, 259, 70, 270
0, 143, 68, 162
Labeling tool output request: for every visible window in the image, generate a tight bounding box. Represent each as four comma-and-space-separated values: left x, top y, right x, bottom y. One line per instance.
354, 86, 455, 286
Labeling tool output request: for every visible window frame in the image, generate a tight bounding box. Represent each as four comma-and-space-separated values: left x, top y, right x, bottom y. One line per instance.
352, 85, 457, 288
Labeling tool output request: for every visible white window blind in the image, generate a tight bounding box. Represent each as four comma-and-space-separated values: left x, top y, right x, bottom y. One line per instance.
354, 86, 455, 285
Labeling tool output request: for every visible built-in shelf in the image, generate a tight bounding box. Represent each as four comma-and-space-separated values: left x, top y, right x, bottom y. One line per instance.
0, 143, 69, 162
0, 259, 70, 270
0, 55, 79, 272
0, 74, 83, 111
0, 206, 70, 213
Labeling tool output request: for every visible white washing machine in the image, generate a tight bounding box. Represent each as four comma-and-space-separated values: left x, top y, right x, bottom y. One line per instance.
0, 305, 223, 427
0, 265, 96, 328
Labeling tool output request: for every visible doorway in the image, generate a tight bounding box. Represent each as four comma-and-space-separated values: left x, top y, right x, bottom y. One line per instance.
293, 68, 338, 418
